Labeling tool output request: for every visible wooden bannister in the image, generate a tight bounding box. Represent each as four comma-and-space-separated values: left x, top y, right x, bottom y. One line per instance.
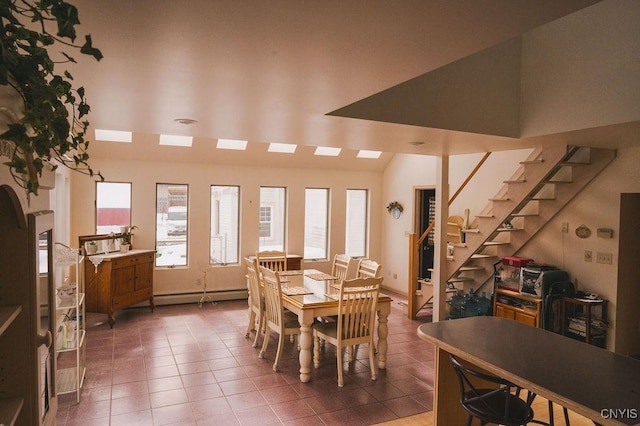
408, 152, 491, 319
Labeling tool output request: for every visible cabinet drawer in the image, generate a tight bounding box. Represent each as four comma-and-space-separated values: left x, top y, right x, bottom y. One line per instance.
111, 253, 154, 269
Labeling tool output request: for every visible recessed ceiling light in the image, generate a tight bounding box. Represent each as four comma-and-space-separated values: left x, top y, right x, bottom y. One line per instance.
268, 143, 297, 153
174, 118, 198, 125
314, 146, 341, 157
357, 150, 382, 159
95, 129, 132, 143
217, 138, 248, 150
159, 134, 193, 146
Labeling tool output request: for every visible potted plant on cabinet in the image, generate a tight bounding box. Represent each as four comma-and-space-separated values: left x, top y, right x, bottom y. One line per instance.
0, 0, 103, 198
119, 226, 137, 252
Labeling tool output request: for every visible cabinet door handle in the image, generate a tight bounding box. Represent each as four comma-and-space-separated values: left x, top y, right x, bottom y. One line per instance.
38, 330, 53, 348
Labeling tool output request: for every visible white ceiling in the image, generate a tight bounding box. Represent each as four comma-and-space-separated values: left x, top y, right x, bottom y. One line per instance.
66, 0, 638, 169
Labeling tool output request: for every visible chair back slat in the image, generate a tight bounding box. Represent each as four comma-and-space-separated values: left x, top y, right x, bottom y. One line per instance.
244, 257, 262, 311
337, 277, 382, 341
358, 259, 382, 279
256, 250, 287, 271
260, 266, 285, 329
332, 254, 360, 284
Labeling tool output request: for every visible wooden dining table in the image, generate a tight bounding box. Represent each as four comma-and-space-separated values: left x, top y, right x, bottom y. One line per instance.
277, 269, 392, 383
417, 316, 640, 426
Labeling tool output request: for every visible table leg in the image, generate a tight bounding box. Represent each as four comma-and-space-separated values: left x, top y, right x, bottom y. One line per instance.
377, 302, 390, 369
299, 322, 313, 383
296, 310, 315, 383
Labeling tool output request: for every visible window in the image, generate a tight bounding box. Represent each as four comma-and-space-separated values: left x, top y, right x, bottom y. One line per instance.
210, 186, 240, 265
95, 182, 131, 234
304, 188, 329, 260
156, 184, 188, 267
345, 189, 368, 258
259, 187, 286, 251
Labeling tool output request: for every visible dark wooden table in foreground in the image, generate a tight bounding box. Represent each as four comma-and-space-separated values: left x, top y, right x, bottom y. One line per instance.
417, 316, 640, 426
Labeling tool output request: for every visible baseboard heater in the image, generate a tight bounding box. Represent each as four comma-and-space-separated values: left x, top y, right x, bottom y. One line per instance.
128, 289, 248, 308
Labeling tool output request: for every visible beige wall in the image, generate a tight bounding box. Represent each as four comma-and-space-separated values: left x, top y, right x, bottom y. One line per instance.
520, 146, 640, 351
70, 158, 383, 296
381, 149, 531, 295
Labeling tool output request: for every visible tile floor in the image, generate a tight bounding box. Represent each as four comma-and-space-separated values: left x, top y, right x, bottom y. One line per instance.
56, 293, 435, 425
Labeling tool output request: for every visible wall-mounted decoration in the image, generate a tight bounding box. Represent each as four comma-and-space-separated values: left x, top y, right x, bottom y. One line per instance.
597, 228, 614, 239
386, 201, 403, 219
575, 224, 592, 239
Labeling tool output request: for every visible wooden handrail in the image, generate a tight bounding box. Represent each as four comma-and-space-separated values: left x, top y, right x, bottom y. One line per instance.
408, 152, 492, 319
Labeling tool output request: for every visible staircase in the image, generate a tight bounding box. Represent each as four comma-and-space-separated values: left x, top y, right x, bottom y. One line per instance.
445, 144, 616, 291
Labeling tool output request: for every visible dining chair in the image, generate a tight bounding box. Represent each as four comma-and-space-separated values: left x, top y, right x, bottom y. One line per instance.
312, 276, 382, 387
357, 259, 382, 279
331, 254, 360, 284
259, 266, 301, 371
244, 257, 264, 348
256, 250, 288, 272
449, 354, 536, 426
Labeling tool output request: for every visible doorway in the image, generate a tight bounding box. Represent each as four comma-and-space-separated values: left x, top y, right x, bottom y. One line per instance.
415, 188, 436, 281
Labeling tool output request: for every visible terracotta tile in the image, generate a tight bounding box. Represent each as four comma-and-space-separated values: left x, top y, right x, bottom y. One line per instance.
149, 387, 188, 408
185, 383, 224, 401
110, 393, 151, 416
147, 375, 184, 393
382, 395, 431, 418
180, 370, 216, 387
110, 409, 153, 426
213, 366, 249, 382
259, 384, 300, 404
190, 396, 233, 420
270, 399, 316, 421
111, 380, 149, 399
225, 390, 268, 411
151, 402, 195, 425
233, 404, 280, 426
219, 377, 258, 396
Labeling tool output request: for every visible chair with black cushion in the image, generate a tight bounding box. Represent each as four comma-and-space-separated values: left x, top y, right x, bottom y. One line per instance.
450, 354, 535, 426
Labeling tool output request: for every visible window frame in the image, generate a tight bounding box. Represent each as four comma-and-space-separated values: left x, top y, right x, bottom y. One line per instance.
210, 185, 240, 265
345, 188, 368, 258
95, 181, 132, 235
259, 186, 287, 252
304, 187, 329, 260
155, 183, 189, 268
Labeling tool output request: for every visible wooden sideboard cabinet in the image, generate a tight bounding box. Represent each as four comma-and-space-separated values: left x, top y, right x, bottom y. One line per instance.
84, 250, 155, 327
493, 288, 542, 328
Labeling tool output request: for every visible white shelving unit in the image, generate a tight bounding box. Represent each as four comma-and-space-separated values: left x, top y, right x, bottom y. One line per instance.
54, 243, 87, 402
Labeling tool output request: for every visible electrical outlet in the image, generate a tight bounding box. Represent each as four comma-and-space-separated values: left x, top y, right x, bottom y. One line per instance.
561, 222, 569, 233
596, 252, 613, 264
196, 278, 202, 286
393, 273, 398, 279
584, 250, 592, 262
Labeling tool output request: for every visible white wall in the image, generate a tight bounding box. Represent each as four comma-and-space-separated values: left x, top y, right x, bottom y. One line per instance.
519, 146, 640, 349
70, 158, 383, 296
520, 0, 640, 137
381, 149, 532, 295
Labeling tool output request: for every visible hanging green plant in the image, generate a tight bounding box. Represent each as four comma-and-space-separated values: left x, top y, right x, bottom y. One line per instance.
0, 0, 104, 196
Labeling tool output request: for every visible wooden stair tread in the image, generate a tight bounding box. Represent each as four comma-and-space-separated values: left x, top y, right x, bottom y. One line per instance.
475, 214, 494, 218
504, 179, 526, 183
520, 159, 544, 164
489, 197, 510, 201
497, 227, 522, 232
471, 254, 495, 259
510, 212, 538, 217
543, 179, 572, 184
462, 228, 480, 233
483, 241, 510, 246
448, 277, 475, 283
459, 266, 484, 271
